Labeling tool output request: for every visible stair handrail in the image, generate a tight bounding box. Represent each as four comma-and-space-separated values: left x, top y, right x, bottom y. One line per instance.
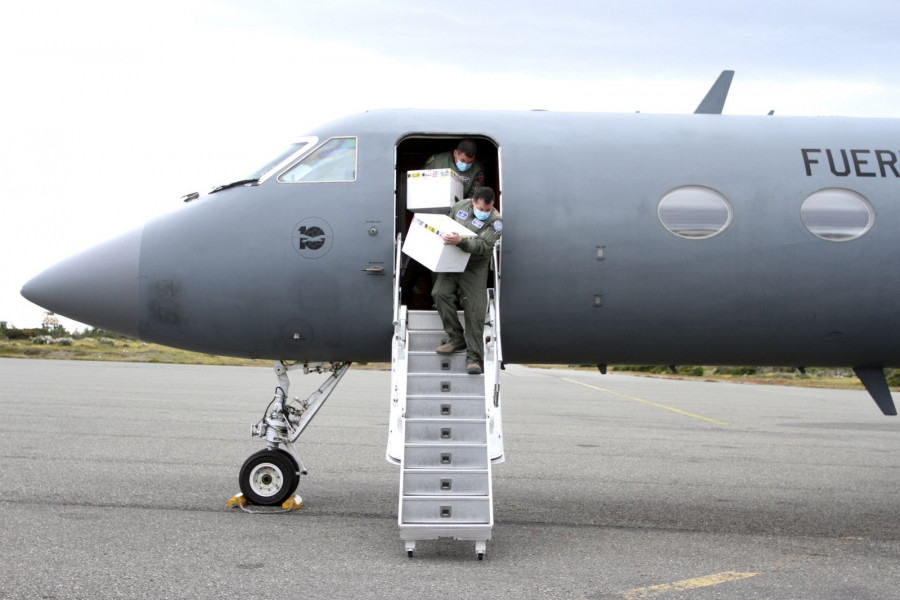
393, 232, 403, 329
490, 241, 503, 365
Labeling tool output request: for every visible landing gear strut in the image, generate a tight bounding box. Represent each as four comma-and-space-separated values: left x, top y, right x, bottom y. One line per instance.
236, 360, 350, 506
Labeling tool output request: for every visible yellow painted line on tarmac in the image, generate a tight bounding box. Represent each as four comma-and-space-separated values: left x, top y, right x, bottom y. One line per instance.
560, 377, 729, 426
623, 570, 759, 599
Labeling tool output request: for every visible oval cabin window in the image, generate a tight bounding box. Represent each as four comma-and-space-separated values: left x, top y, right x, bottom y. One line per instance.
801, 188, 875, 242
658, 186, 732, 239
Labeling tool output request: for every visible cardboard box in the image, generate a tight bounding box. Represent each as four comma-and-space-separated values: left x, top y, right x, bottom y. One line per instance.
402, 213, 476, 272
407, 169, 463, 212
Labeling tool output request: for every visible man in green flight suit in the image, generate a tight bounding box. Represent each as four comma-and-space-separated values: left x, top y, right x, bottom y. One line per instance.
432, 187, 502, 375
423, 139, 485, 199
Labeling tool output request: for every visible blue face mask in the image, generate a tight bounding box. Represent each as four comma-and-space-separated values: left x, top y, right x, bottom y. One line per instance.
456, 160, 472, 172
473, 207, 491, 221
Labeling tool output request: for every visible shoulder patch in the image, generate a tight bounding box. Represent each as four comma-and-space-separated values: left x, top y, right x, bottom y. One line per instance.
493, 220, 503, 232
425, 155, 434, 166
456, 210, 468, 220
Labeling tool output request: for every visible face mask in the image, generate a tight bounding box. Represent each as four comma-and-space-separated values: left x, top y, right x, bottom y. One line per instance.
473, 208, 491, 221
456, 160, 472, 172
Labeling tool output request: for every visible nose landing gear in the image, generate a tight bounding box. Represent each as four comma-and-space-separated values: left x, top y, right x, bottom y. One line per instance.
232, 360, 350, 508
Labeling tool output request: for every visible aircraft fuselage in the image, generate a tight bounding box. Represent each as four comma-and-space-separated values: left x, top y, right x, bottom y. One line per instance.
22, 109, 900, 368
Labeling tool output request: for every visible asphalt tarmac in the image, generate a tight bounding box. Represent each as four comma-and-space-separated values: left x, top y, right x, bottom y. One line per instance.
1, 358, 898, 599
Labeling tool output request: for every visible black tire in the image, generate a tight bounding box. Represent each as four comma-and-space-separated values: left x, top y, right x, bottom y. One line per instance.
277, 449, 301, 496
239, 449, 299, 506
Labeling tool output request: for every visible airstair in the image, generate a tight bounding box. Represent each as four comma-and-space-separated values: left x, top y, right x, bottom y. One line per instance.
387, 237, 504, 559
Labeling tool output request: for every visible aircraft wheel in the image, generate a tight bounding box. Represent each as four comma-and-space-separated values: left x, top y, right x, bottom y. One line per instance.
239, 449, 299, 506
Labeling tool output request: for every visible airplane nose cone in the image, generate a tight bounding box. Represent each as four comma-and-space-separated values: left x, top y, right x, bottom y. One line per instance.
21, 227, 143, 338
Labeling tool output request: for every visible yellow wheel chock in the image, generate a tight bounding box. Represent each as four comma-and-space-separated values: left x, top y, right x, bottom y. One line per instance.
227, 492, 303, 512
282, 494, 304, 510
227, 493, 248, 508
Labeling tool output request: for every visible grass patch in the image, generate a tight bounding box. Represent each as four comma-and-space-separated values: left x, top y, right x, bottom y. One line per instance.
0, 338, 270, 366
0, 338, 391, 370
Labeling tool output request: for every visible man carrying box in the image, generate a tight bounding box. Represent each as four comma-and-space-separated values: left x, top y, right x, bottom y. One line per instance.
401, 139, 484, 307
423, 139, 485, 199
432, 187, 502, 375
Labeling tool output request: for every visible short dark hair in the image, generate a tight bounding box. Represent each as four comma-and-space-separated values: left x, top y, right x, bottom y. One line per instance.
456, 139, 477, 158
473, 187, 495, 204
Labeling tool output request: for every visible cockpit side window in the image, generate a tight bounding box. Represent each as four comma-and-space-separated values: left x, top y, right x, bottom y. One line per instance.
278, 137, 358, 183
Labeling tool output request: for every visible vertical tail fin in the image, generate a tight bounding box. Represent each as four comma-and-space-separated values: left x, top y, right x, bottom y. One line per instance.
694, 70, 735, 114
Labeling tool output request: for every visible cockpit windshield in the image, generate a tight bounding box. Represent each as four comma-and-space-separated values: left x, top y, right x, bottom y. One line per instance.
278, 137, 358, 183
248, 140, 314, 182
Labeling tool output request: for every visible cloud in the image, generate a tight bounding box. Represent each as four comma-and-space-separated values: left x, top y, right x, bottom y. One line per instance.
5, 0, 900, 329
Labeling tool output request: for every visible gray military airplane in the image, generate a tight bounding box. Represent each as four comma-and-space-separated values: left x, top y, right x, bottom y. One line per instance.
20, 71, 899, 521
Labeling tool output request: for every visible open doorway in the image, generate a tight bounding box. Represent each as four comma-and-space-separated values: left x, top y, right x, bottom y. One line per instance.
395, 135, 500, 310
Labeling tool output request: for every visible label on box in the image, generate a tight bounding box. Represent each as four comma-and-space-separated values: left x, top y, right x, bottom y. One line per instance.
408, 169, 459, 181
412, 216, 474, 239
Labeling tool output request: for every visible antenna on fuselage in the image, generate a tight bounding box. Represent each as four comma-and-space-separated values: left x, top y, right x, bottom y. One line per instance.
694, 70, 734, 114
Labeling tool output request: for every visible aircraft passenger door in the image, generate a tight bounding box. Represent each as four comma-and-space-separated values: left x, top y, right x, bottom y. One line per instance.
394, 135, 501, 310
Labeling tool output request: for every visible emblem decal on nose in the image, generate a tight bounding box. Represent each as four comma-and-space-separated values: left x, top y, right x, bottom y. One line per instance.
292, 218, 333, 258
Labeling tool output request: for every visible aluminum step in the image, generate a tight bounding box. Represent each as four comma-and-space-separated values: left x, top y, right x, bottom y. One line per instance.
407, 310, 461, 331
400, 497, 491, 524
405, 396, 487, 419
407, 330, 453, 352
407, 351, 469, 373
404, 419, 488, 444
402, 470, 490, 496
402, 443, 489, 470
406, 373, 484, 396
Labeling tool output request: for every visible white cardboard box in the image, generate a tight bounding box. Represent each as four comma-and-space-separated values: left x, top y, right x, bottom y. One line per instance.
407, 169, 464, 212
402, 213, 476, 272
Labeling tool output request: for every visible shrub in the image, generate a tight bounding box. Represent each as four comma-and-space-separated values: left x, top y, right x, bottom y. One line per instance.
8, 327, 45, 340
614, 365, 685, 374
677, 365, 704, 376
711, 366, 758, 376
887, 369, 900, 387
79, 328, 134, 341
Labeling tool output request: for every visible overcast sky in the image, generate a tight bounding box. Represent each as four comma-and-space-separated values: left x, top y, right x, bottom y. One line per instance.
4, 0, 900, 329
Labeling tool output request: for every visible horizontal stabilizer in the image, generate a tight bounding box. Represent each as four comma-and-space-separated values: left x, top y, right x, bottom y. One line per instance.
853, 367, 897, 416
694, 70, 734, 114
